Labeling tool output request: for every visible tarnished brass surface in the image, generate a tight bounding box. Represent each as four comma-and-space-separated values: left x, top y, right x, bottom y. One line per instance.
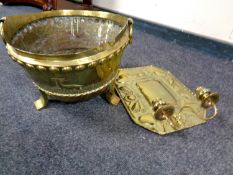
0, 10, 133, 110
115, 66, 219, 135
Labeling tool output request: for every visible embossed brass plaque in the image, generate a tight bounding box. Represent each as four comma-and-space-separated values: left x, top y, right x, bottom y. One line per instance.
115, 66, 219, 135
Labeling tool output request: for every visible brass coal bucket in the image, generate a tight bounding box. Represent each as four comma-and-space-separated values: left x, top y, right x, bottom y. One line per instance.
0, 10, 133, 110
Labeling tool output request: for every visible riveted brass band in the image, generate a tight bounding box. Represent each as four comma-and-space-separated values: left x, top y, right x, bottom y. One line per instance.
7, 42, 126, 72
1, 10, 131, 72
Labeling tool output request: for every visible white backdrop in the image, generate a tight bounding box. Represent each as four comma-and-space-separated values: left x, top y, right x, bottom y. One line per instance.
93, 0, 233, 45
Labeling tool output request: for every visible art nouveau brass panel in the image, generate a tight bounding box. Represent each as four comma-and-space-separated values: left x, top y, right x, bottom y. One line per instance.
115, 66, 219, 135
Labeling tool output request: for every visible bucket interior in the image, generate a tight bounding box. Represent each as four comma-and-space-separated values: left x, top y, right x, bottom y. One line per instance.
11, 16, 123, 54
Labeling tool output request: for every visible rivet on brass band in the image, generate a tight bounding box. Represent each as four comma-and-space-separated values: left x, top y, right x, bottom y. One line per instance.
37, 66, 47, 71
49, 67, 60, 73
26, 64, 34, 69
88, 62, 97, 68
75, 65, 85, 71
108, 54, 114, 61
99, 58, 105, 65
62, 66, 72, 72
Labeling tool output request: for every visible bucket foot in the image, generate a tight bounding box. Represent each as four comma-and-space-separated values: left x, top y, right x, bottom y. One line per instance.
34, 90, 48, 110
106, 83, 120, 105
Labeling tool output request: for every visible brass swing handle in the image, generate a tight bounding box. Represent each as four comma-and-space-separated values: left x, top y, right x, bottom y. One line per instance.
128, 18, 133, 44
0, 17, 6, 44
195, 86, 220, 120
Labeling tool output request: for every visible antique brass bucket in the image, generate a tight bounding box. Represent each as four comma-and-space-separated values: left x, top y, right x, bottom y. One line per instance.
0, 10, 133, 110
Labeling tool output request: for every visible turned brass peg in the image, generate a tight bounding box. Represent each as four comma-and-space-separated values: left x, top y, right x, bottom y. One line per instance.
152, 99, 175, 120
195, 86, 219, 108
195, 86, 220, 120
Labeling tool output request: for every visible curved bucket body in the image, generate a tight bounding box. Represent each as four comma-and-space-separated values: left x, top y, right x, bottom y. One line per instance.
0, 10, 133, 109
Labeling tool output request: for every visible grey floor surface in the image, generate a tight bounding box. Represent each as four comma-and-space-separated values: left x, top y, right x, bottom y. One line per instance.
0, 5, 233, 175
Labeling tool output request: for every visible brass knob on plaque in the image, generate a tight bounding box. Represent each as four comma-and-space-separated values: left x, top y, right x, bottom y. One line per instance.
195, 86, 220, 119
195, 86, 219, 108
152, 99, 175, 120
